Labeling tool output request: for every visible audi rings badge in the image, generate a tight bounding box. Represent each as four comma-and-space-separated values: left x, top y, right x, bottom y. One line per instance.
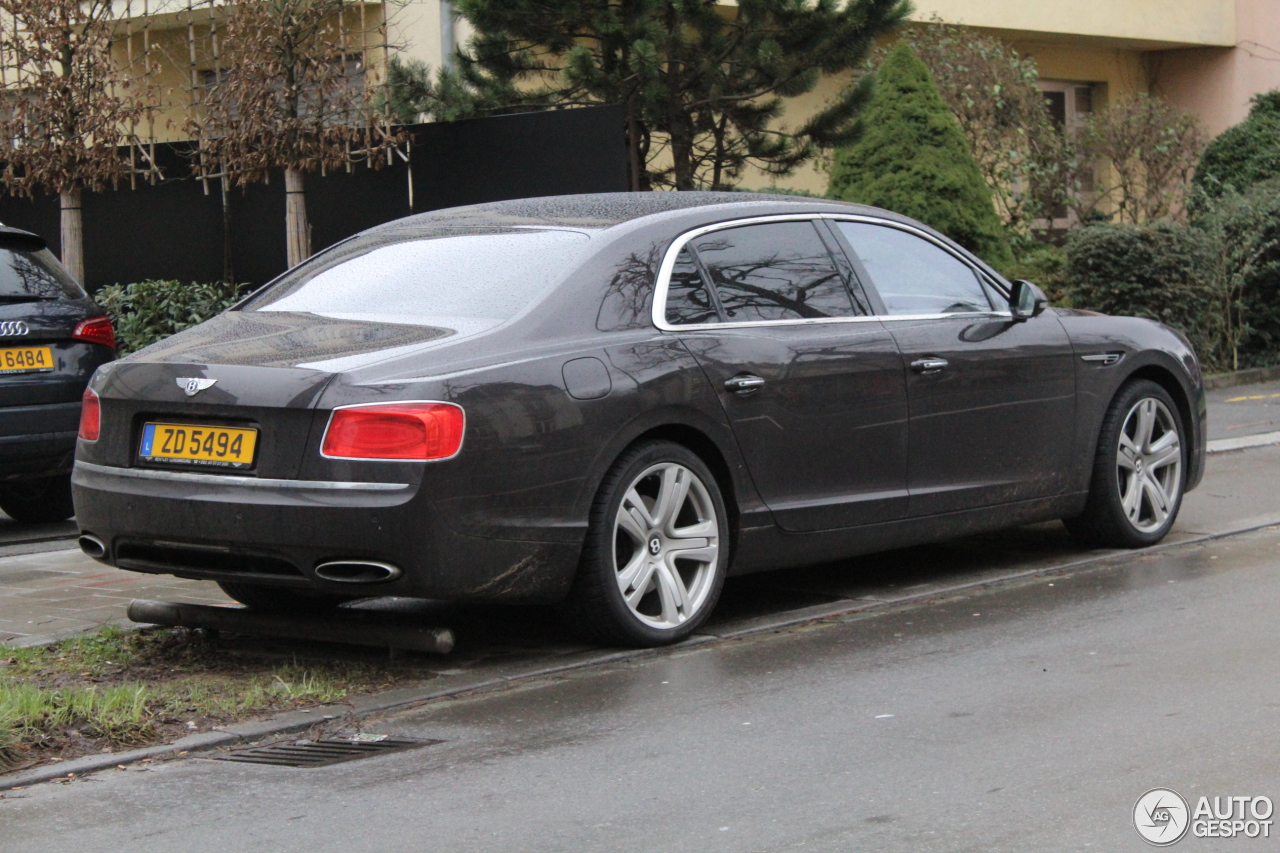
0, 321, 29, 337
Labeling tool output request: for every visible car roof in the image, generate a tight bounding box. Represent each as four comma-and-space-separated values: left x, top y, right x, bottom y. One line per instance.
353, 192, 1009, 288
0, 225, 46, 249
363, 191, 906, 233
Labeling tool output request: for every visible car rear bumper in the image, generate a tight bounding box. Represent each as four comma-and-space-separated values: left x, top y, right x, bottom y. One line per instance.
0, 401, 79, 479
71, 461, 581, 603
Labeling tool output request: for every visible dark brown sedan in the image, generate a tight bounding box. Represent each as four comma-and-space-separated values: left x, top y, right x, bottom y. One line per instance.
71, 193, 1205, 646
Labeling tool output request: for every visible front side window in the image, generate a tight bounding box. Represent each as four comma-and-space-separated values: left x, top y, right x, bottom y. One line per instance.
834, 222, 994, 316
691, 222, 856, 322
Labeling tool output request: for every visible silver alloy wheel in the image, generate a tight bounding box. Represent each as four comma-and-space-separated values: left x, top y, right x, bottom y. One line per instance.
613, 462, 721, 630
1116, 397, 1183, 534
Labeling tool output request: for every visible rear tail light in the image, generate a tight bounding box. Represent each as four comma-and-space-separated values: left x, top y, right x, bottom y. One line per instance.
78, 387, 100, 441
321, 402, 464, 461
73, 316, 116, 349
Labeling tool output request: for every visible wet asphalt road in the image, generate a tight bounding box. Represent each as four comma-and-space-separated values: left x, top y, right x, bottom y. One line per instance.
5, 388, 1280, 851
1209, 377, 1280, 439
4, 501, 1280, 851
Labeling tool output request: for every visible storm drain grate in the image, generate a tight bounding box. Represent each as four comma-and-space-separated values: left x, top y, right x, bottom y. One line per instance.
214, 735, 439, 768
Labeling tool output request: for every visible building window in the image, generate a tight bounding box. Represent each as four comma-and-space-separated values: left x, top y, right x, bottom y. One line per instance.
197, 56, 367, 125
1040, 80, 1096, 224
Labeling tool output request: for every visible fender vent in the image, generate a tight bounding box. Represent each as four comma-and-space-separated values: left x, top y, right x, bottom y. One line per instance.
213, 735, 438, 768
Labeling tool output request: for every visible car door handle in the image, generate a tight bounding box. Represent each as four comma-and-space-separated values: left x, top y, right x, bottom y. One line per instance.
910, 357, 949, 374
724, 374, 766, 394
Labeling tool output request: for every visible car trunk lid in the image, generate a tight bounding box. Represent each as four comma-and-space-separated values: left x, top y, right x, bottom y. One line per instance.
93, 361, 336, 478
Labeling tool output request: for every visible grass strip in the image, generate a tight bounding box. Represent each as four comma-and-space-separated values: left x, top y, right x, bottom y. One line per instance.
0, 626, 434, 772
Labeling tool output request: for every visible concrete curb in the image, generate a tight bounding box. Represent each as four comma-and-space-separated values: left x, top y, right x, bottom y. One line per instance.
1203, 365, 1280, 391
1207, 431, 1280, 454
6, 512, 1280, 793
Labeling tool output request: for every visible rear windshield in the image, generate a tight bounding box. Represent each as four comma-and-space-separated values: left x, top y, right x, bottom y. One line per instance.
0, 246, 84, 300
243, 229, 590, 327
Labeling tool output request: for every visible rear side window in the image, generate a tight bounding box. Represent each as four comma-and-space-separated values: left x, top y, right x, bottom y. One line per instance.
244, 229, 589, 327
0, 246, 84, 300
691, 222, 857, 322
664, 247, 718, 325
834, 222, 992, 315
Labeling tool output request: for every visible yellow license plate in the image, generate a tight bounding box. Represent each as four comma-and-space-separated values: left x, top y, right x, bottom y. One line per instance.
139, 423, 258, 469
0, 346, 54, 373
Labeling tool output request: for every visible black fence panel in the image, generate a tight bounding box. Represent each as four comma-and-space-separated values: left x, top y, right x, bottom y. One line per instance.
0, 104, 627, 291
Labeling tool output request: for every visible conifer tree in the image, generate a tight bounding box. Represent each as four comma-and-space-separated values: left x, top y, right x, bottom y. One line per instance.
1194, 91, 1280, 201
449, 0, 910, 191
828, 42, 1012, 266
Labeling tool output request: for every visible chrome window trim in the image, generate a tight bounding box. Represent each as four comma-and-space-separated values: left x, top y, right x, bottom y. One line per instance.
651, 213, 1012, 331
73, 460, 410, 492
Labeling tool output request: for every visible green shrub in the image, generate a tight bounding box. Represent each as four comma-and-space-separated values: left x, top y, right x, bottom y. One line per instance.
1064, 181, 1280, 371
96, 280, 248, 355
1193, 91, 1280, 201
1196, 180, 1280, 368
827, 42, 1012, 267
998, 241, 1069, 306
1065, 222, 1223, 366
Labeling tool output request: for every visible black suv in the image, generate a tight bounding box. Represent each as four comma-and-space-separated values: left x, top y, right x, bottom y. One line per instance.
0, 227, 114, 523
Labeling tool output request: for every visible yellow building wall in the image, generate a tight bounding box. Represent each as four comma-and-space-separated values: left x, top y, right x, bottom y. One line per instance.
907, 0, 1234, 48
753, 32, 1153, 197
110, 3, 390, 146
1012, 41, 1150, 106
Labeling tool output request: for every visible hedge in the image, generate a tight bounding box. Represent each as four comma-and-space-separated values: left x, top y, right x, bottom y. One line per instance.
1065, 181, 1280, 371
1193, 91, 1280, 201
95, 280, 249, 355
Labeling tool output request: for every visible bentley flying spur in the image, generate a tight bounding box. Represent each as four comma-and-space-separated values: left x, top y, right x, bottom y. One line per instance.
72, 193, 1205, 646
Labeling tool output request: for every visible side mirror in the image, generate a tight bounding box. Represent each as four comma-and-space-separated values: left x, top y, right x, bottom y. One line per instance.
1009, 280, 1049, 321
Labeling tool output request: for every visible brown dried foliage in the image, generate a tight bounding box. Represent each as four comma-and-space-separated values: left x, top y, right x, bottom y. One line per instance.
0, 0, 154, 195
1069, 93, 1205, 225
189, 0, 400, 185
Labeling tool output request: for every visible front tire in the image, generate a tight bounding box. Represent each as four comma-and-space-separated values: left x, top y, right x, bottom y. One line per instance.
217, 581, 355, 614
559, 440, 729, 647
1065, 379, 1185, 548
0, 474, 75, 523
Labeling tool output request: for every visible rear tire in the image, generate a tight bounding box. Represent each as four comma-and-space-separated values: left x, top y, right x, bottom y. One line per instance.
217, 581, 355, 614
1065, 379, 1185, 548
0, 474, 75, 523
558, 440, 729, 647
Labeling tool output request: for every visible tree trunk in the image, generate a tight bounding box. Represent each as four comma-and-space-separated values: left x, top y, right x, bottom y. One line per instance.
670, 128, 695, 190
626, 101, 643, 192
220, 176, 235, 285
284, 167, 310, 268
59, 186, 85, 285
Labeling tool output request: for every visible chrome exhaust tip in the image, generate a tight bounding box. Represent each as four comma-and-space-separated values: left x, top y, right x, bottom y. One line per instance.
78, 534, 107, 560
313, 560, 402, 584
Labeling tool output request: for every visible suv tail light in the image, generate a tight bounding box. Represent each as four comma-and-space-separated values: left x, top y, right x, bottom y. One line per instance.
78, 387, 100, 441
73, 316, 116, 349
321, 402, 464, 461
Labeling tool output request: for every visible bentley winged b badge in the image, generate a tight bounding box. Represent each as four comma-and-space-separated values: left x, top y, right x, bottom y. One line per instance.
177, 377, 217, 397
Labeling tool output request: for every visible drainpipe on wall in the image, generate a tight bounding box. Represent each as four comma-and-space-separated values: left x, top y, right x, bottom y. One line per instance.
440, 0, 455, 70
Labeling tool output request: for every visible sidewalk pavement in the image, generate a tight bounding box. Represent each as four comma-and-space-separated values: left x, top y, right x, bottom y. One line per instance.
4, 377, 1280, 648
0, 549, 229, 646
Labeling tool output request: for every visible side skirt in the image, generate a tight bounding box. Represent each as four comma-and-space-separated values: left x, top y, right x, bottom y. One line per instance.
729, 492, 1089, 576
